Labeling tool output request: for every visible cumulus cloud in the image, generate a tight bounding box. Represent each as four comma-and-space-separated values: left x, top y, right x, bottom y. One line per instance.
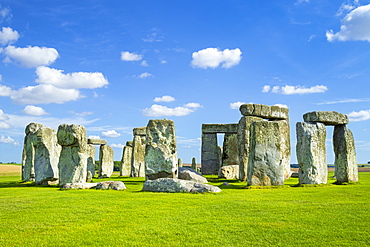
111, 143, 124, 149
10, 84, 81, 104
121, 51, 143, 61
0, 135, 16, 145
153, 95, 175, 102
0, 84, 12, 96
0, 5, 12, 23
137, 72, 153, 79
0, 121, 11, 129
3, 45, 59, 68
102, 130, 121, 138
327, 4, 370, 42
142, 102, 202, 117
262, 85, 328, 95
0, 109, 9, 121
22, 105, 49, 116
348, 110, 370, 122
35, 66, 108, 89
274, 103, 288, 108
140, 60, 149, 66
88, 135, 100, 139
0, 27, 19, 45
191, 47, 242, 69
230, 101, 246, 109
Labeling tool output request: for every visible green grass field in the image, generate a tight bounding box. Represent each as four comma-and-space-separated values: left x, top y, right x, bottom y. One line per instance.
0, 167, 369, 247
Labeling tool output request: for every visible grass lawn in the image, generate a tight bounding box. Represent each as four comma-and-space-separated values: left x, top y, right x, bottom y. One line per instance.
0, 167, 369, 247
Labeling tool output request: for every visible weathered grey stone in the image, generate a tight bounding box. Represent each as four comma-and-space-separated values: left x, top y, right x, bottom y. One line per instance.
62, 183, 98, 189
296, 122, 327, 184
222, 133, 239, 167
131, 127, 146, 177
303, 111, 349, 125
201, 133, 219, 175
239, 104, 289, 120
202, 124, 238, 134
191, 157, 197, 170
178, 158, 183, 168
86, 144, 96, 181
178, 167, 208, 183
333, 125, 358, 183
145, 119, 177, 180
279, 120, 291, 180
247, 120, 287, 186
218, 165, 239, 179
96, 181, 126, 190
34, 126, 61, 185
57, 124, 88, 187
126, 141, 133, 147
87, 138, 107, 145
22, 123, 43, 181
98, 145, 114, 178
237, 116, 263, 182
142, 178, 221, 193
120, 143, 132, 176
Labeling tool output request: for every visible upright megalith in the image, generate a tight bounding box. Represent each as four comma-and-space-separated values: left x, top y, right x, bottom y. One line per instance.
131, 127, 146, 177
177, 158, 183, 168
247, 120, 287, 186
145, 119, 178, 180
120, 141, 133, 176
296, 122, 327, 184
98, 145, 114, 178
33, 126, 61, 184
333, 125, 358, 183
222, 133, 239, 167
22, 123, 43, 181
191, 157, 197, 170
86, 144, 96, 181
57, 124, 88, 187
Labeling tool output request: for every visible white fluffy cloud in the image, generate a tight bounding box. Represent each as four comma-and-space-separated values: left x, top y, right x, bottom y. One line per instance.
153, 95, 176, 102
0, 109, 9, 121
121, 51, 143, 61
35, 66, 108, 89
229, 101, 246, 109
137, 72, 153, 79
88, 135, 101, 139
262, 85, 328, 95
111, 143, 124, 149
142, 102, 202, 117
3, 45, 59, 68
102, 130, 121, 138
327, 4, 370, 42
191, 47, 242, 69
22, 105, 49, 116
348, 110, 370, 122
0, 84, 12, 96
0, 135, 16, 144
0, 27, 19, 45
10, 84, 81, 104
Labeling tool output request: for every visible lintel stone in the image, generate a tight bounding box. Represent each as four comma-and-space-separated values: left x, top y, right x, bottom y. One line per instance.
303, 111, 349, 125
202, 124, 238, 134
87, 139, 107, 145
239, 104, 288, 120
133, 127, 146, 136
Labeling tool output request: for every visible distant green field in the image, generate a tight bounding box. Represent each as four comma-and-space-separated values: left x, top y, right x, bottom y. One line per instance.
0, 169, 369, 246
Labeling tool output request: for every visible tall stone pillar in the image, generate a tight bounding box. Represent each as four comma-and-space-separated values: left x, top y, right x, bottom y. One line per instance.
99, 145, 114, 178
22, 123, 43, 181
33, 126, 61, 185
120, 141, 133, 176
247, 120, 286, 186
296, 122, 327, 184
86, 144, 96, 181
191, 157, 197, 170
131, 127, 146, 177
57, 124, 88, 187
333, 125, 358, 183
201, 133, 219, 175
222, 133, 239, 167
145, 119, 177, 180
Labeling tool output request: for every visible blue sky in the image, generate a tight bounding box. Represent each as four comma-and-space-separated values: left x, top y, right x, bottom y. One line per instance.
1, 0, 370, 164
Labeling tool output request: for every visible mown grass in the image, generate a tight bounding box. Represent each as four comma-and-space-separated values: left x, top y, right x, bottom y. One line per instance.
0, 169, 369, 246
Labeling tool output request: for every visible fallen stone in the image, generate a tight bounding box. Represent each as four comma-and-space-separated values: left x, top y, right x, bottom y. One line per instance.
62, 183, 98, 189
218, 165, 239, 180
96, 181, 126, 190
178, 167, 208, 183
303, 111, 349, 125
87, 139, 107, 145
142, 178, 221, 193
239, 104, 289, 120
145, 119, 177, 180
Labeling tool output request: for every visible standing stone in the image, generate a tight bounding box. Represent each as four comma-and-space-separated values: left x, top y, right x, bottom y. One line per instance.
237, 116, 263, 182
247, 121, 287, 186
145, 119, 178, 180
131, 127, 146, 177
201, 133, 219, 175
191, 157, 197, 170
86, 144, 96, 181
22, 123, 43, 181
99, 145, 114, 178
333, 125, 358, 183
296, 122, 327, 184
33, 126, 61, 185
178, 158, 183, 168
222, 133, 239, 167
57, 124, 88, 187
120, 141, 133, 176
